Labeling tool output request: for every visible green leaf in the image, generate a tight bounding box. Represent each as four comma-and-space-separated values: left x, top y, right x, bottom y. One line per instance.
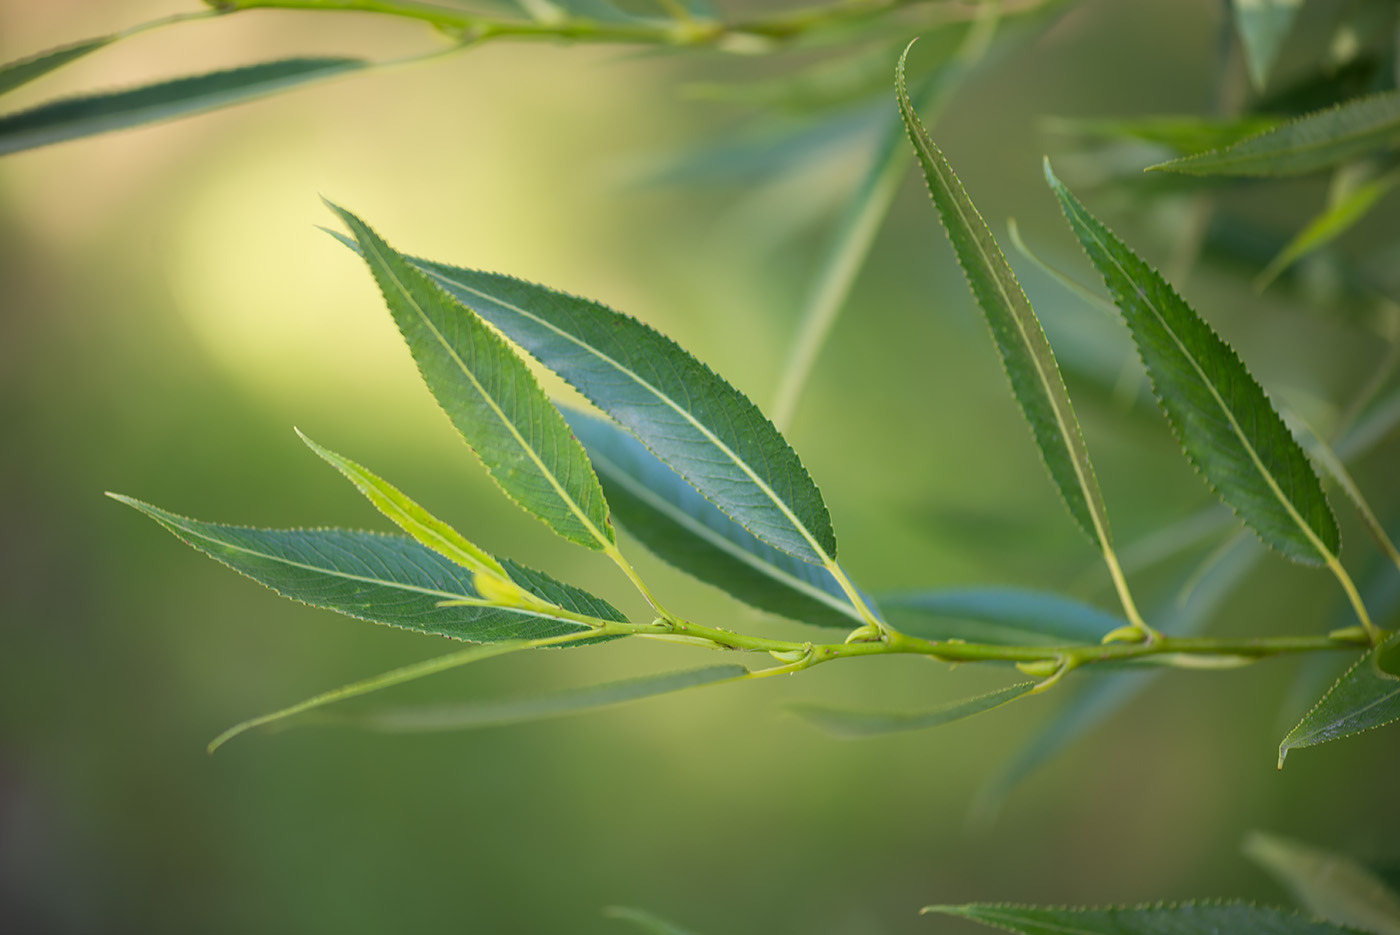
567, 410, 866, 629
108, 494, 623, 644
0, 58, 367, 157
1279, 632, 1400, 766
1231, 0, 1305, 91
390, 252, 837, 567
787, 681, 1036, 738
897, 46, 1115, 560
605, 906, 698, 935
0, 37, 113, 98
1244, 831, 1400, 935
1044, 114, 1283, 155
331, 664, 748, 733
1256, 167, 1400, 290
1045, 161, 1340, 567
879, 588, 1122, 645
1149, 90, 1400, 177
924, 901, 1370, 934
327, 204, 615, 552
1290, 414, 1400, 574
297, 430, 509, 581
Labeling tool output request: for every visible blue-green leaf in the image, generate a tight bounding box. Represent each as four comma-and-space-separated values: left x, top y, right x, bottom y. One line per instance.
396, 255, 837, 567
0, 58, 367, 157
1231, 0, 1305, 91
1045, 161, 1339, 567
1149, 90, 1400, 177
0, 37, 113, 98
925, 901, 1369, 934
1244, 831, 1400, 934
108, 494, 623, 643
333, 664, 747, 733
787, 681, 1036, 738
898, 46, 1115, 560
1279, 632, 1400, 766
879, 588, 1121, 645
327, 205, 615, 552
567, 411, 865, 628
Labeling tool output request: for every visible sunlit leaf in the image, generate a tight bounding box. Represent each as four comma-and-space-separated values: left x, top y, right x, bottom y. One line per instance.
1244, 831, 1400, 934
787, 681, 1035, 738
108, 494, 623, 643
924, 901, 1369, 934
328, 205, 615, 552
1279, 632, 1400, 766
880, 588, 1121, 645
0, 58, 367, 157
1045, 161, 1339, 567
1149, 90, 1400, 177
1231, 0, 1305, 91
332, 664, 748, 733
394, 254, 838, 567
568, 411, 865, 628
898, 46, 1116, 561
1257, 168, 1400, 290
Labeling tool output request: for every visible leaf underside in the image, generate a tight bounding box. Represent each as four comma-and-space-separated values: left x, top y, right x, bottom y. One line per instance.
1045, 163, 1338, 566
0, 36, 114, 98
1231, 0, 1304, 91
1243, 831, 1400, 935
787, 681, 1035, 738
897, 43, 1112, 552
925, 900, 1370, 934
328, 205, 615, 551
879, 587, 1122, 645
111, 494, 622, 643
0, 58, 367, 157
568, 410, 864, 628
1280, 632, 1400, 766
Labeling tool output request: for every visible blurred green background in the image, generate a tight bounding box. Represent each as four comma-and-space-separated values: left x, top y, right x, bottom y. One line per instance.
2, 1, 1398, 932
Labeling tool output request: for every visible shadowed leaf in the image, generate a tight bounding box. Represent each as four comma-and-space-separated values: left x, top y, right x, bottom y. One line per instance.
1231, 0, 1304, 91
787, 681, 1035, 738
880, 588, 1121, 645
1244, 831, 1400, 934
924, 900, 1370, 934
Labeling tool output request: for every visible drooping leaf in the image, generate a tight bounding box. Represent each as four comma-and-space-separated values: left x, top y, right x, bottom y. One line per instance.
0, 37, 114, 98
0, 58, 367, 157
327, 205, 615, 552
1290, 415, 1400, 573
1231, 0, 1305, 91
332, 664, 748, 733
897, 46, 1115, 561
1279, 632, 1400, 766
567, 411, 865, 628
1256, 168, 1400, 290
386, 252, 837, 567
787, 681, 1036, 738
879, 588, 1121, 645
1045, 161, 1340, 567
1044, 114, 1282, 155
1149, 90, 1400, 177
973, 535, 1262, 820
297, 430, 509, 581
605, 906, 698, 935
108, 494, 624, 644
924, 901, 1369, 934
1244, 831, 1400, 935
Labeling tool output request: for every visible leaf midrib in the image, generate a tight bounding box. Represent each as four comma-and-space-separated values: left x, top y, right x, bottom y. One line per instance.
420, 264, 832, 564
1060, 193, 1333, 564
363, 239, 612, 550
1176, 95, 1400, 169
587, 445, 862, 622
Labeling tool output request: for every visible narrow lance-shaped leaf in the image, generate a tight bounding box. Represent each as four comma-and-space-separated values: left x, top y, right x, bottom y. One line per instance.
1244, 831, 1400, 935
1043, 113, 1282, 156
924, 901, 1371, 935
879, 588, 1122, 645
1149, 90, 1400, 177
0, 37, 114, 98
1280, 632, 1400, 766
604, 907, 698, 935
340, 241, 838, 570
896, 45, 1116, 561
1045, 161, 1340, 567
1256, 166, 1400, 290
327, 204, 615, 552
1231, 0, 1304, 92
327, 664, 748, 733
786, 681, 1035, 739
567, 410, 866, 629
108, 494, 624, 645
0, 58, 368, 158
